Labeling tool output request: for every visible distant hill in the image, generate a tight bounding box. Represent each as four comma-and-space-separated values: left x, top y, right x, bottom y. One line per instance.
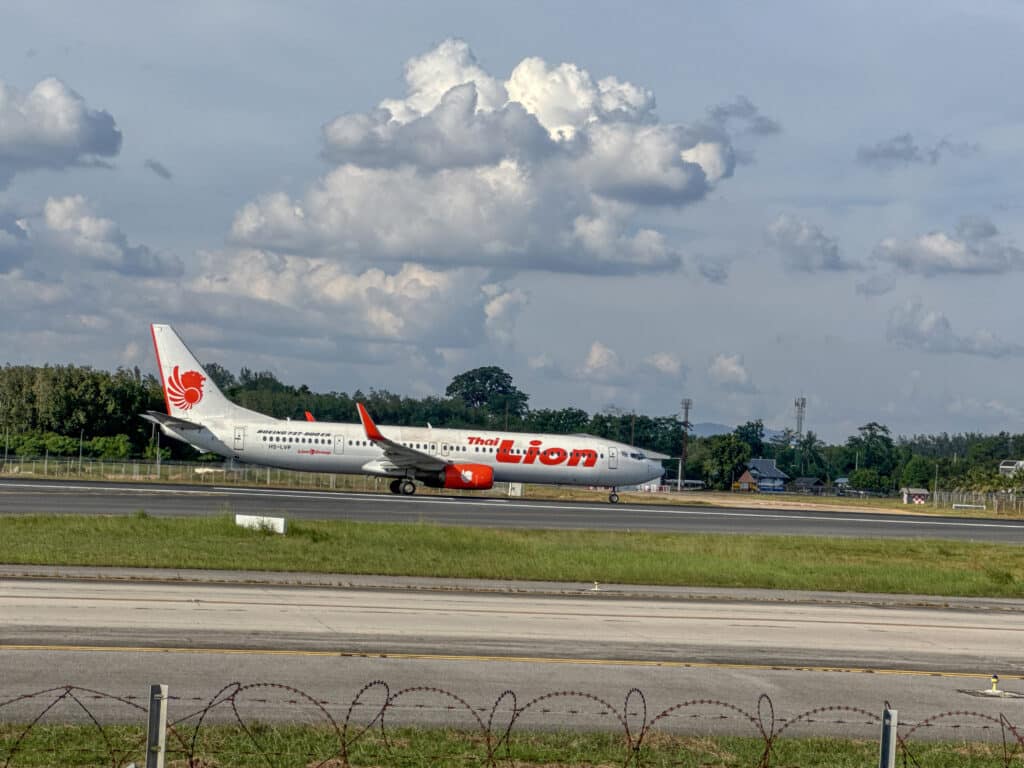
690, 422, 732, 437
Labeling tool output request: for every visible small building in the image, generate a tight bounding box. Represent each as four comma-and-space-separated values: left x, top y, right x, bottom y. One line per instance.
745, 458, 790, 493
901, 487, 931, 505
735, 470, 758, 492
791, 476, 824, 495
998, 460, 1024, 477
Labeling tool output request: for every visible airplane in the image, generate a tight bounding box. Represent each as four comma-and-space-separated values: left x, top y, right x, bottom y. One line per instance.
143, 324, 667, 503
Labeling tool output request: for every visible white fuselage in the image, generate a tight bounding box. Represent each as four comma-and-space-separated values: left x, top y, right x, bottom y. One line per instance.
170, 417, 665, 488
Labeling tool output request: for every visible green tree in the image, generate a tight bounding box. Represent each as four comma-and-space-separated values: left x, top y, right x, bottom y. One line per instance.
846, 422, 898, 478
848, 467, 886, 493
527, 407, 591, 434
702, 434, 752, 490
767, 428, 798, 477
796, 430, 827, 477
43, 433, 79, 455
88, 434, 132, 459
204, 362, 238, 391
901, 455, 934, 488
445, 366, 529, 420
734, 420, 765, 457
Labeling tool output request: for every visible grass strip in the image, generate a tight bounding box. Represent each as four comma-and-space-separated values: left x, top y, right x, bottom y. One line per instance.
1, 514, 1023, 596
1, 723, 1019, 767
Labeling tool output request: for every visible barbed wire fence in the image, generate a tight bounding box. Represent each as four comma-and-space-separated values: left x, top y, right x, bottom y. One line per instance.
2, 682, 1023, 767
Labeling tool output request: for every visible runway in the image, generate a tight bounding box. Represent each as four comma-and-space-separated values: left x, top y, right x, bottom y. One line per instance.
2, 574, 1023, 738
3, 478, 1024, 541
3, 480, 1024, 742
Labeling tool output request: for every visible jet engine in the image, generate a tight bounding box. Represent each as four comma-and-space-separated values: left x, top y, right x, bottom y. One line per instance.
422, 463, 494, 490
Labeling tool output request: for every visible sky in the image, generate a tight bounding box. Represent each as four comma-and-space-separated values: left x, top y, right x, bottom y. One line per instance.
2, 0, 1024, 442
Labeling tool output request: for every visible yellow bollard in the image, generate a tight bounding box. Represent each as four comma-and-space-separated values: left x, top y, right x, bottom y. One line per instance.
991, 675, 1000, 692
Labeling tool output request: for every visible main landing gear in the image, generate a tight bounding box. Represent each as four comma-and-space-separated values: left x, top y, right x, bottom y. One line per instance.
389, 478, 417, 495
609, 488, 619, 504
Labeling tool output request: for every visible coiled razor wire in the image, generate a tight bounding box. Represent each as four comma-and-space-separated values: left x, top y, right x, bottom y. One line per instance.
2, 682, 1023, 767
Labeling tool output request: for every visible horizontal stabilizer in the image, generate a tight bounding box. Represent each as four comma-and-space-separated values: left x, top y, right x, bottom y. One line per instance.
141, 410, 204, 431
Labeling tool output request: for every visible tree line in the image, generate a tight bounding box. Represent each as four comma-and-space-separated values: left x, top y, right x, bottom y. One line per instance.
0, 362, 1020, 492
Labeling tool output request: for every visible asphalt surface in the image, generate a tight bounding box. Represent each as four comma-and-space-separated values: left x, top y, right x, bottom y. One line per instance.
3, 573, 1023, 739
3, 478, 1024, 541
3, 480, 1024, 744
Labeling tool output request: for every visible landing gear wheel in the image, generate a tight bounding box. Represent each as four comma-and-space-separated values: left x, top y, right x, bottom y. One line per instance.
609, 491, 619, 504
389, 479, 402, 495
401, 480, 417, 495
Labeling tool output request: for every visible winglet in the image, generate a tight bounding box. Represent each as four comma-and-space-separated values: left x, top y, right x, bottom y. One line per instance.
304, 410, 315, 422
356, 403, 385, 442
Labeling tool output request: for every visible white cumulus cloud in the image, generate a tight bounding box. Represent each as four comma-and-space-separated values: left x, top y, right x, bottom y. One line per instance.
644, 352, 682, 376
0, 77, 122, 187
581, 340, 621, 378
43, 195, 182, 277
0, 213, 31, 272
886, 300, 1023, 358
235, 39, 777, 277
766, 214, 857, 272
874, 217, 1023, 276
192, 249, 515, 349
482, 283, 528, 346
708, 353, 756, 393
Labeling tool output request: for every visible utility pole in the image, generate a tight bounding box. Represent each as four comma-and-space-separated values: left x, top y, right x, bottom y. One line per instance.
78, 429, 84, 474
630, 411, 635, 446
794, 396, 807, 474
678, 398, 692, 492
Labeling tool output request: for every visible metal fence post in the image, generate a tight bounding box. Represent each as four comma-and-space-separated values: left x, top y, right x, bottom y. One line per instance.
145, 683, 168, 768
878, 707, 897, 768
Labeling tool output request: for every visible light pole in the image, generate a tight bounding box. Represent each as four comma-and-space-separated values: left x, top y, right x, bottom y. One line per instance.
678, 398, 692, 492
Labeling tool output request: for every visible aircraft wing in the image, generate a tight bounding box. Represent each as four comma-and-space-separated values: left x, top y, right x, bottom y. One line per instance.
644, 449, 671, 460
141, 410, 204, 431
356, 403, 448, 471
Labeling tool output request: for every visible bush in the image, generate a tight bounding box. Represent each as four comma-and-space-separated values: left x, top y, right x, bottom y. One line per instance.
848, 468, 889, 493
88, 434, 131, 459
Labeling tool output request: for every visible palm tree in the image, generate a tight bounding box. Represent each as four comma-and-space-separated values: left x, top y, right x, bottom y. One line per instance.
797, 430, 826, 477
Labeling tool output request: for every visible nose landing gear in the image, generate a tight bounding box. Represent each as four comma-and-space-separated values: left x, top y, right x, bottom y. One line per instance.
608, 488, 619, 504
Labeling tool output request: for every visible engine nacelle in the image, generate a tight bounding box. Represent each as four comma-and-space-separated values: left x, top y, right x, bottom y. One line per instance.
431, 463, 494, 490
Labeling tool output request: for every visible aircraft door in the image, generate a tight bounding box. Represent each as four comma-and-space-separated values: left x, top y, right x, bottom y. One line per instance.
333, 435, 345, 454
608, 447, 618, 469
442, 443, 450, 457
233, 426, 245, 452
430, 442, 437, 455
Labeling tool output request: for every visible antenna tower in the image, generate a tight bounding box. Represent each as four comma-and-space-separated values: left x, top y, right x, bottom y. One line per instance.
794, 397, 807, 437
678, 398, 693, 492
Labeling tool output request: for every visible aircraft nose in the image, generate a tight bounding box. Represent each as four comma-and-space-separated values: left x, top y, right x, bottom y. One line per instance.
650, 461, 665, 479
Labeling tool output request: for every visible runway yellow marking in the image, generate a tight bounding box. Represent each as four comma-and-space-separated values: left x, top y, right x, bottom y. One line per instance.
1, 644, 1019, 680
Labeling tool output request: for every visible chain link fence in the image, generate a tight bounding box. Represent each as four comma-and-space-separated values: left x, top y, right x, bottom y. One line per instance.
0, 455, 522, 498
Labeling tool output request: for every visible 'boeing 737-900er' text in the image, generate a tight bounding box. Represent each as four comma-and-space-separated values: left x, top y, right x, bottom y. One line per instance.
144, 324, 667, 502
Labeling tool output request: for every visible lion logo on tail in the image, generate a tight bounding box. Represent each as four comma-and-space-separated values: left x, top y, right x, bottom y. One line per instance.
167, 366, 205, 410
